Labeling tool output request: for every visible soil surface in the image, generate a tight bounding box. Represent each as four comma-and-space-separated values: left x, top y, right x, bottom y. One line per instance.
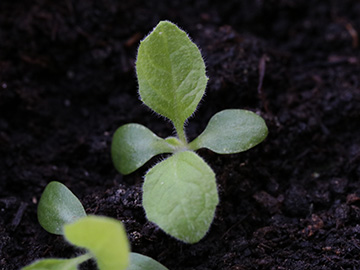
1, 1, 360, 269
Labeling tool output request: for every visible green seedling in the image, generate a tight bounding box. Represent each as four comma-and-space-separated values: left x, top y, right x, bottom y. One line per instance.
22, 181, 168, 270
111, 21, 268, 243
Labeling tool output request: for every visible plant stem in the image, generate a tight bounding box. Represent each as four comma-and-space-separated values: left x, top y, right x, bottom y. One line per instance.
175, 121, 187, 144
74, 253, 93, 265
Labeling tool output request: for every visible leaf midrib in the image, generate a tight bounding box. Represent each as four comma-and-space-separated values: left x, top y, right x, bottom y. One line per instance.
159, 28, 175, 122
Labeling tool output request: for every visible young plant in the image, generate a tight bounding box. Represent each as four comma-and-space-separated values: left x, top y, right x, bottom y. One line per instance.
22, 181, 168, 270
111, 21, 268, 244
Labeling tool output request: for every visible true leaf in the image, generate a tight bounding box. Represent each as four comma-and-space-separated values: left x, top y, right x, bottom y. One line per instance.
38, 181, 86, 235
111, 124, 174, 175
136, 21, 208, 136
63, 216, 130, 270
21, 254, 91, 270
128, 253, 168, 270
143, 151, 218, 243
189, 109, 268, 154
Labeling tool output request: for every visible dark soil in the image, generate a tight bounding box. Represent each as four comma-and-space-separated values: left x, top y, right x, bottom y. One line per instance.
1, 1, 360, 269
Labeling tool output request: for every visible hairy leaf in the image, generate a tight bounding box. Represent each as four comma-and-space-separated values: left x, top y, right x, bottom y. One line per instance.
136, 21, 208, 135
111, 124, 174, 175
143, 151, 218, 243
128, 253, 168, 270
189, 109, 268, 153
64, 216, 130, 270
38, 181, 86, 235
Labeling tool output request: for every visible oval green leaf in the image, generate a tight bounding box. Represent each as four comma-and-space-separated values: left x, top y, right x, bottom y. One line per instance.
189, 109, 268, 154
21, 254, 91, 270
63, 216, 130, 270
38, 181, 86, 235
128, 253, 168, 270
111, 123, 174, 175
136, 21, 208, 133
143, 151, 218, 244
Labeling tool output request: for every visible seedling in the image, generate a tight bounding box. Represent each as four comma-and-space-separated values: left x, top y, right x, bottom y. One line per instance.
111, 21, 268, 243
22, 181, 168, 270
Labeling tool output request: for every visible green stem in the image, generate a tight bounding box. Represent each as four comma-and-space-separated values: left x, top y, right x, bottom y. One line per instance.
187, 138, 199, 151
73, 253, 93, 265
174, 121, 187, 144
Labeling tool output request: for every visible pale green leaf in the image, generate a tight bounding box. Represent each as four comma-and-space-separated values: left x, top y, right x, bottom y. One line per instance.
64, 216, 130, 270
143, 151, 218, 243
21, 254, 91, 270
189, 109, 268, 154
136, 21, 208, 134
111, 124, 174, 175
128, 253, 168, 270
38, 181, 86, 235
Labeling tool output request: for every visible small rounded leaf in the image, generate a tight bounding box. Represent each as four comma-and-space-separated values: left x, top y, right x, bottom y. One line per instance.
189, 109, 268, 154
143, 151, 219, 243
128, 253, 169, 270
38, 181, 86, 235
136, 21, 208, 130
64, 216, 130, 270
111, 124, 174, 175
